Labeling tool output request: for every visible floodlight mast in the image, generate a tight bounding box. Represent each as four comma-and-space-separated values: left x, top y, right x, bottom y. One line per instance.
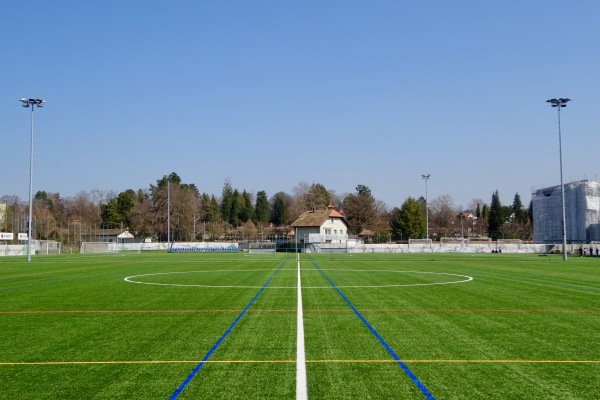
422, 174, 430, 240
20, 98, 45, 262
546, 98, 570, 261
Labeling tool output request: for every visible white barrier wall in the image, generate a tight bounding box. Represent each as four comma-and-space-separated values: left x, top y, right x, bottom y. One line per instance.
116, 242, 239, 252
346, 243, 548, 254
0, 242, 557, 256
0, 245, 27, 257
168, 242, 239, 252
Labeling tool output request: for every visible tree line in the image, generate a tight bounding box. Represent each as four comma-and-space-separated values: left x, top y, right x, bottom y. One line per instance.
0, 173, 532, 250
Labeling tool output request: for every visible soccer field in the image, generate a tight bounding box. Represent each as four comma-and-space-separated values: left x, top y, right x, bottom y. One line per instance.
1, 252, 599, 399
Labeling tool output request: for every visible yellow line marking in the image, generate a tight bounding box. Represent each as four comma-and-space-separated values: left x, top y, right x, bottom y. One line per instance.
307, 359, 600, 364
2, 359, 600, 366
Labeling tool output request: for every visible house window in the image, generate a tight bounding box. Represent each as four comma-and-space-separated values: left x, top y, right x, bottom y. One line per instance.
334, 229, 337, 234
325, 229, 331, 235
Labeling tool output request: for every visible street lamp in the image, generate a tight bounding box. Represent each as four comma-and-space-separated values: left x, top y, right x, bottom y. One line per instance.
422, 174, 430, 239
546, 97, 570, 261
20, 98, 45, 262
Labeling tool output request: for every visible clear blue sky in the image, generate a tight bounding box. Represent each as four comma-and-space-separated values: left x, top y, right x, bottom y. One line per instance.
2, 1, 598, 210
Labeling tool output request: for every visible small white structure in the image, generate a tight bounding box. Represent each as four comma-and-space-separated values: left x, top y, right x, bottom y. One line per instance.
291, 202, 348, 244
117, 230, 135, 243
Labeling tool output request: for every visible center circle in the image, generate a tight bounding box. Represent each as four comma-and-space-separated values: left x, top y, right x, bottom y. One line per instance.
124, 269, 473, 288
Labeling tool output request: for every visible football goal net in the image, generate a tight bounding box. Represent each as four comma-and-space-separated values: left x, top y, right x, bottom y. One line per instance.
40, 240, 61, 255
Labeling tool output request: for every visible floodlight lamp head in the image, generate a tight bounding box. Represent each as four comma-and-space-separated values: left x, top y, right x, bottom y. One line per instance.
546, 98, 570, 107
19, 98, 45, 108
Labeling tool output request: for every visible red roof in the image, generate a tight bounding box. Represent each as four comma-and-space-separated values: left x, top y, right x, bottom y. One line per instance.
291, 208, 347, 228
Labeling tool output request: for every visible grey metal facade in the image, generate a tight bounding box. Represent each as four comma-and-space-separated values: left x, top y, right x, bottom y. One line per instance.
532, 179, 600, 243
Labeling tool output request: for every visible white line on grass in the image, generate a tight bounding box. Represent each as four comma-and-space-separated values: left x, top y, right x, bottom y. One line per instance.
5, 359, 600, 366
124, 270, 473, 289
296, 253, 308, 400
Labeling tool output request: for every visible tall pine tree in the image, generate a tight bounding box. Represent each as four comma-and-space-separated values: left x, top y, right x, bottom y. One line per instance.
271, 194, 287, 226
254, 191, 270, 225
220, 179, 234, 224
511, 193, 527, 223
488, 190, 503, 240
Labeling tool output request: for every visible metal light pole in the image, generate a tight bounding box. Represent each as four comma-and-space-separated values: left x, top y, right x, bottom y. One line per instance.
20, 98, 45, 262
422, 174, 430, 239
546, 98, 570, 261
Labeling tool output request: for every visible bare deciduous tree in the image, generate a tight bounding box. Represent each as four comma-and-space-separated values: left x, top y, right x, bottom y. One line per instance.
429, 194, 457, 238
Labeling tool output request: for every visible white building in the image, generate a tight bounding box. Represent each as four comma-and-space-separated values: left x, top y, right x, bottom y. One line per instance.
532, 179, 600, 244
291, 202, 348, 244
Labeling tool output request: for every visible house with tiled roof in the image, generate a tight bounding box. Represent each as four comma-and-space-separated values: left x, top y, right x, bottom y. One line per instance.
291, 202, 348, 244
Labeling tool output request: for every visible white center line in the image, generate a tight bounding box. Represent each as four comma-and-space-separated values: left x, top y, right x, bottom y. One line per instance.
296, 253, 308, 400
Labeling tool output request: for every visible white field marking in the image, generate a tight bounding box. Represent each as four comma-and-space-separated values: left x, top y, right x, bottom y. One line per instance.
4, 359, 600, 366
124, 270, 296, 289
296, 255, 308, 400
124, 270, 473, 289
303, 270, 473, 288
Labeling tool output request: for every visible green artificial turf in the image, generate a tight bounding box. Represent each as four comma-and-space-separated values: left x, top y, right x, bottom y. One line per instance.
1, 252, 599, 399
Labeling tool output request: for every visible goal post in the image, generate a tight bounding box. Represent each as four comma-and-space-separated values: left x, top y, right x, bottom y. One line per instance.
40, 240, 61, 255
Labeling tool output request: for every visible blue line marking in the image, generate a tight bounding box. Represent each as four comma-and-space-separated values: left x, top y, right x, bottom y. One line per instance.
311, 261, 436, 400
169, 261, 286, 399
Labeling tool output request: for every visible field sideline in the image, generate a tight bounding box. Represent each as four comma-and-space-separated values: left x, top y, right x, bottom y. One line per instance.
1, 252, 599, 399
